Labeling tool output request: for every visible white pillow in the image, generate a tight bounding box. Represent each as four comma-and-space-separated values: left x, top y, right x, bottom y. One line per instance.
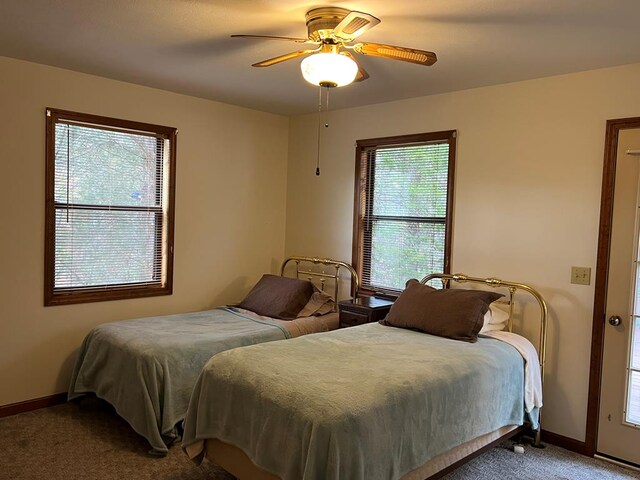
480, 321, 507, 333
489, 302, 510, 324
480, 303, 510, 334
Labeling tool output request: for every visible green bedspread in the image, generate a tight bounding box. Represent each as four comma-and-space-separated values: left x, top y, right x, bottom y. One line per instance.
183, 322, 526, 480
68, 308, 289, 454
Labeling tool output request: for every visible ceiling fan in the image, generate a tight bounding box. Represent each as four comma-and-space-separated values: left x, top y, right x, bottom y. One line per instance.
231, 7, 437, 88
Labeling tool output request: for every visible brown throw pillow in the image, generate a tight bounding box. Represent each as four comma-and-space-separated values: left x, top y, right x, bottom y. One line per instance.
237, 274, 315, 320
381, 281, 503, 342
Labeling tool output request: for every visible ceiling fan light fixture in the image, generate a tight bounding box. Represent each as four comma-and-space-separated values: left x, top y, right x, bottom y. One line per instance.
300, 52, 358, 88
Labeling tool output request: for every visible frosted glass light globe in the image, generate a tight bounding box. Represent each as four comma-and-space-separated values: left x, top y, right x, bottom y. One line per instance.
301, 53, 358, 88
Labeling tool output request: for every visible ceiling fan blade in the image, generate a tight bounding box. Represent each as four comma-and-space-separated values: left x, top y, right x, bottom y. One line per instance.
332, 11, 380, 41
342, 51, 369, 82
231, 34, 316, 44
252, 49, 317, 67
353, 42, 437, 66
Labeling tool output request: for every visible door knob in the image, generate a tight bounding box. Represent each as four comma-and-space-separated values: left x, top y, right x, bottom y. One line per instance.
608, 315, 622, 326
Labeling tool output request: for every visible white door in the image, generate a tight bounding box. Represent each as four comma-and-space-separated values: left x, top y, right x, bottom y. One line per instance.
598, 128, 640, 465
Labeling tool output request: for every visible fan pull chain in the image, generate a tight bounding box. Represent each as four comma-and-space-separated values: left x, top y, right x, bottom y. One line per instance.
316, 86, 322, 175
325, 85, 330, 116
315, 86, 332, 176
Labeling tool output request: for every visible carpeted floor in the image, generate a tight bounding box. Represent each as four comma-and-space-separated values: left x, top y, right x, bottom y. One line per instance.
1, 398, 638, 480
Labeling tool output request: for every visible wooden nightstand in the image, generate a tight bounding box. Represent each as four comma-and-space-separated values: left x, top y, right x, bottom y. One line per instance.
338, 296, 395, 328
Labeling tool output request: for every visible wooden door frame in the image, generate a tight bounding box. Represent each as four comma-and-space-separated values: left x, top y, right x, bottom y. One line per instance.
586, 116, 640, 456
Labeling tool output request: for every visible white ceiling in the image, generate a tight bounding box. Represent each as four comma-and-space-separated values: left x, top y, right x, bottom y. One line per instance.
2, 0, 640, 115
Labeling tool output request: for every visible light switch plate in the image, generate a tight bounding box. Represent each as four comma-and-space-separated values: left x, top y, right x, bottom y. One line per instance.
571, 266, 591, 285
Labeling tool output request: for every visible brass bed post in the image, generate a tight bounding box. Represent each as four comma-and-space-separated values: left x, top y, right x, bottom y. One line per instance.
334, 264, 340, 304
421, 272, 548, 448
507, 287, 516, 333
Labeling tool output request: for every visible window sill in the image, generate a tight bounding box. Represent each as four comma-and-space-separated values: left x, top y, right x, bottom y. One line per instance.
45, 284, 172, 306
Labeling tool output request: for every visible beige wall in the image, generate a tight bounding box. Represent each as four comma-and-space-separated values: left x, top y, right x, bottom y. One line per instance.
0, 56, 289, 406
285, 63, 640, 442
4, 50, 640, 444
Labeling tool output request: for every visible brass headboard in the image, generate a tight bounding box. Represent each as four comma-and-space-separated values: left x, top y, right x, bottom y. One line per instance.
281, 256, 359, 310
421, 272, 548, 445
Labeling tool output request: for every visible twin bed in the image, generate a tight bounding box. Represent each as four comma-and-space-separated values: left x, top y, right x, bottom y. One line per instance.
181, 273, 548, 480
69, 259, 547, 479
68, 256, 358, 454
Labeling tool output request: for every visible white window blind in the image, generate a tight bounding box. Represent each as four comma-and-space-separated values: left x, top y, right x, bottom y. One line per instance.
45, 109, 176, 305
356, 134, 454, 292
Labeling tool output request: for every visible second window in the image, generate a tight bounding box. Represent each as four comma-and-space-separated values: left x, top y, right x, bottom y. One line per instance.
353, 131, 456, 294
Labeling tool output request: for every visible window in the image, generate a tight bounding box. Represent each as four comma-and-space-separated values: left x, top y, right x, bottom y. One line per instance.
45, 108, 177, 305
352, 131, 456, 294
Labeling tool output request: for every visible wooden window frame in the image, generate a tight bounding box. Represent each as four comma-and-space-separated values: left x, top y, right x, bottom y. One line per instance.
352, 130, 456, 296
44, 108, 177, 306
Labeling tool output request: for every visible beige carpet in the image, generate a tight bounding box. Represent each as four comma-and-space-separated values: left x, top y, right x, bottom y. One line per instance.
442, 442, 640, 480
0, 397, 232, 480
1, 397, 639, 480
